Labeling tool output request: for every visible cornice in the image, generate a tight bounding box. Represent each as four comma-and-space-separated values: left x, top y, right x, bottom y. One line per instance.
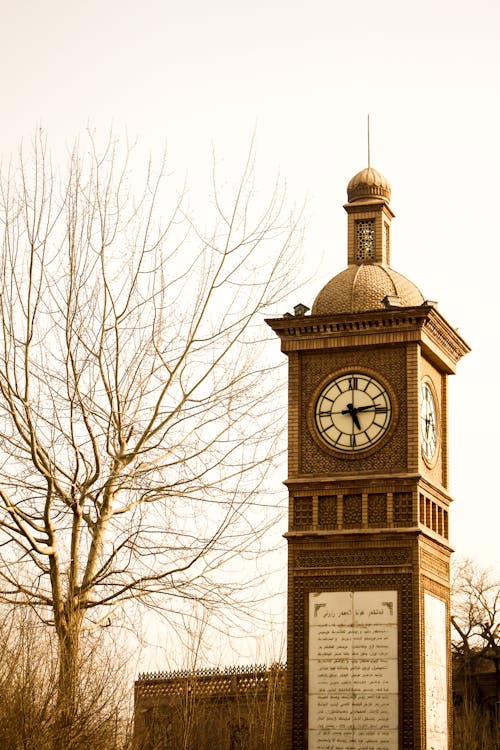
422, 309, 470, 366
266, 306, 428, 339
266, 304, 470, 371
284, 472, 422, 488
343, 200, 395, 219
285, 473, 453, 502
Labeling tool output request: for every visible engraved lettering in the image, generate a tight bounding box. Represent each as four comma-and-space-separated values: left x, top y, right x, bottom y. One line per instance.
309, 592, 398, 750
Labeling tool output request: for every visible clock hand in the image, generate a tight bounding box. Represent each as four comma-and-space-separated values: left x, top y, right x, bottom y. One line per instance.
342, 404, 382, 417
320, 409, 353, 416
342, 402, 361, 430
424, 414, 432, 438
342, 404, 383, 415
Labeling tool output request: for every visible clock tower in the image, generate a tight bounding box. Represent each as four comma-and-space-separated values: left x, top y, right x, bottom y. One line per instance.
267, 167, 470, 750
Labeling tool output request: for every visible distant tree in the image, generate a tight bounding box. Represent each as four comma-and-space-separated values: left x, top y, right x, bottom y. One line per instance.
451, 558, 500, 750
0, 131, 300, 748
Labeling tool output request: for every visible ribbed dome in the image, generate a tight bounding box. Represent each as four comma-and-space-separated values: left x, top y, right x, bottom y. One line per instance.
312, 263, 424, 315
347, 167, 391, 203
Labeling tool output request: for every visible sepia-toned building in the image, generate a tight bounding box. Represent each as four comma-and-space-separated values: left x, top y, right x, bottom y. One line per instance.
266, 165, 469, 749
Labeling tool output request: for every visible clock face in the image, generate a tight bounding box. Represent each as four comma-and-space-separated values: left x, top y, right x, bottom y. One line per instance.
314, 372, 392, 452
420, 381, 438, 461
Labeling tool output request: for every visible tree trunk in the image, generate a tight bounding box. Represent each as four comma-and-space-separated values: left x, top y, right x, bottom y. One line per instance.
53, 613, 83, 750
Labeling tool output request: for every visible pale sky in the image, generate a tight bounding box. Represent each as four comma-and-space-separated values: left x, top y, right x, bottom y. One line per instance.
1, 0, 499, 666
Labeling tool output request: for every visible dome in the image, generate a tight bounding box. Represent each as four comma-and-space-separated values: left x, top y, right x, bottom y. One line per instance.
347, 167, 391, 203
312, 263, 424, 315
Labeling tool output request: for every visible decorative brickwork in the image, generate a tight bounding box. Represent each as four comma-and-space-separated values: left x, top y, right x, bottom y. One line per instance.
292, 496, 313, 529
295, 545, 411, 570
393, 491, 414, 526
368, 492, 387, 527
343, 493, 362, 528
288, 484, 442, 534
317, 495, 337, 528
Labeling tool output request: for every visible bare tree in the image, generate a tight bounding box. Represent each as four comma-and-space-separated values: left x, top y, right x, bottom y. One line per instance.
0, 131, 299, 746
451, 558, 500, 749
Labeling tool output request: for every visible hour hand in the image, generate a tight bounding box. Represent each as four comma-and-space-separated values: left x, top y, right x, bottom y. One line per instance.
343, 402, 361, 429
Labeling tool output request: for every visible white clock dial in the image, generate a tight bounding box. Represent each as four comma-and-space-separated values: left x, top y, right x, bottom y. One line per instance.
420, 381, 438, 461
314, 372, 392, 452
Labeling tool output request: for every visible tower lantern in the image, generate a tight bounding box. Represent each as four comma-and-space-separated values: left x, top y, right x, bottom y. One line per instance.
346, 166, 393, 266
267, 165, 470, 750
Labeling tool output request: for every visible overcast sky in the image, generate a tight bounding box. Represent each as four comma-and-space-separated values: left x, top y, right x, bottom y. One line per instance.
1, 0, 499, 666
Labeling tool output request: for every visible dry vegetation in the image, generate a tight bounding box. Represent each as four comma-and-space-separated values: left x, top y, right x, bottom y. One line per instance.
0, 607, 133, 749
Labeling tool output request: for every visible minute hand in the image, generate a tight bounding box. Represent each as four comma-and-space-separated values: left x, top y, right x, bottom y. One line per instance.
341, 404, 379, 414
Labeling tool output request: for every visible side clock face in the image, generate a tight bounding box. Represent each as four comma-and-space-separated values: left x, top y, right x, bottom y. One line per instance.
314, 372, 392, 452
420, 381, 438, 461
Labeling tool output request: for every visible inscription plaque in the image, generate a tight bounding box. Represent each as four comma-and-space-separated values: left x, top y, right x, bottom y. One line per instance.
424, 593, 448, 750
309, 591, 398, 750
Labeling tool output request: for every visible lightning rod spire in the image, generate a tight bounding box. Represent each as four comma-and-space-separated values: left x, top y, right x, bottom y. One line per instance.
367, 113, 371, 167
